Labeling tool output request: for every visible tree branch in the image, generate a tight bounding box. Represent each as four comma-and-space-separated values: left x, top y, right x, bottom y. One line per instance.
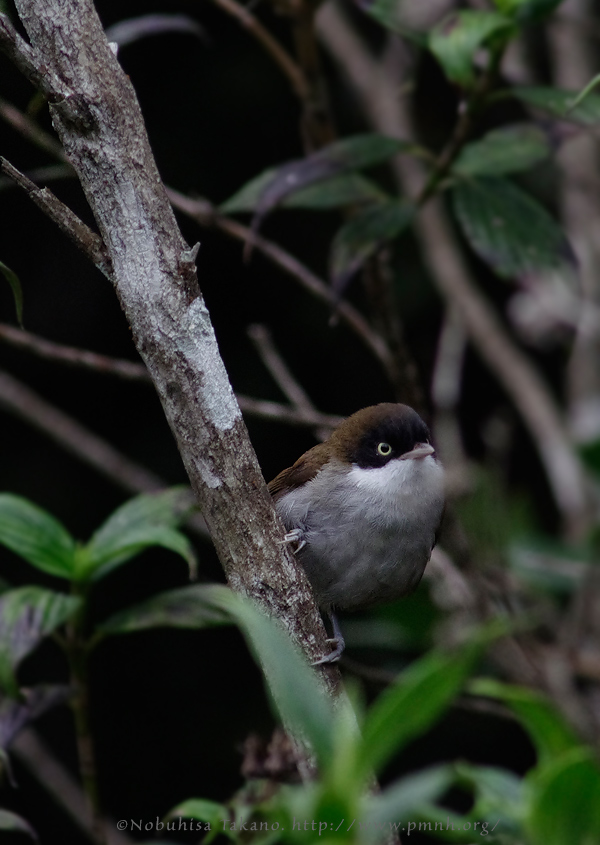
6, 0, 340, 709
0, 12, 65, 99
0, 157, 112, 278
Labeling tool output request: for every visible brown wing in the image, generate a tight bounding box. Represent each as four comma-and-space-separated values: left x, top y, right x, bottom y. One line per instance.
268, 442, 328, 501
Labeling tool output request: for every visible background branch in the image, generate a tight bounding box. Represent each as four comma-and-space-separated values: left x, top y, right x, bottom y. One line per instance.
207, 0, 310, 101
0, 157, 112, 278
0, 367, 166, 495
317, 1, 589, 539
0, 323, 343, 429
167, 188, 396, 381
247, 323, 337, 440
13, 728, 133, 845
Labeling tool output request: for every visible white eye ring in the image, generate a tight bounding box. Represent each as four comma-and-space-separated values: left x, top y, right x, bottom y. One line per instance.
377, 442, 392, 457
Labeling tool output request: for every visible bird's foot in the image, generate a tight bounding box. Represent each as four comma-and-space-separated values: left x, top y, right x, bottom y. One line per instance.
282, 528, 306, 554
312, 636, 345, 665
312, 611, 345, 665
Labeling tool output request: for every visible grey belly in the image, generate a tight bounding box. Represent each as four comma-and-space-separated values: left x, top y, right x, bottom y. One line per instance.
297, 519, 431, 611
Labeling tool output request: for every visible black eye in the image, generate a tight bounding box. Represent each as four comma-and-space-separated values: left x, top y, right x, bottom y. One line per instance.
377, 442, 392, 457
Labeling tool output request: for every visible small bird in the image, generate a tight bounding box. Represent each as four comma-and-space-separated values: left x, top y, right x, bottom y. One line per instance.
269, 403, 445, 663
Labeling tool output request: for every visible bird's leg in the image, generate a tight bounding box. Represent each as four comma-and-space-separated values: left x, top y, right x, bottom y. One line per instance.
280, 530, 344, 663
312, 610, 345, 665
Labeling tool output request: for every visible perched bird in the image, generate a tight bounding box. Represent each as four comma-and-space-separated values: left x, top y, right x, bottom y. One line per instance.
269, 403, 445, 663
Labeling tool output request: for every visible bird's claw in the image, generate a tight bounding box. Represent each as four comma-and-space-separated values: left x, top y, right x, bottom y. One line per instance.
312, 611, 345, 665
312, 636, 345, 665
282, 529, 306, 554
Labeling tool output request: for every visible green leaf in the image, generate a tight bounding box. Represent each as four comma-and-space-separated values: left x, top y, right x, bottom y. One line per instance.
416, 804, 508, 843
283, 174, 388, 210
493, 0, 564, 22
508, 537, 588, 594
81, 487, 196, 581
455, 761, 522, 805
354, 0, 427, 45
167, 797, 250, 843
0, 809, 38, 840
365, 765, 453, 838
166, 798, 227, 826
359, 635, 485, 778
454, 124, 550, 176
221, 172, 388, 213
0, 494, 77, 579
329, 199, 414, 290
429, 11, 515, 88
0, 260, 23, 328
566, 74, 600, 116
469, 678, 580, 764
452, 762, 524, 833
98, 584, 232, 636
0, 588, 80, 695
513, 86, 600, 125
223, 134, 413, 227
0, 685, 70, 749
210, 587, 336, 766
526, 748, 600, 845
452, 176, 572, 279
82, 526, 195, 582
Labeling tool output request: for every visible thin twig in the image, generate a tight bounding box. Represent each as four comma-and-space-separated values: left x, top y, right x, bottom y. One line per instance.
65, 584, 106, 845
167, 187, 396, 381
0, 12, 65, 99
0, 157, 113, 279
0, 365, 213, 541
418, 47, 503, 205
12, 728, 133, 845
238, 394, 343, 430
248, 323, 316, 416
0, 323, 149, 379
363, 248, 426, 412
431, 307, 471, 483
0, 323, 343, 429
247, 323, 335, 440
207, 0, 310, 101
0, 163, 75, 192
286, 0, 336, 150
0, 94, 69, 161
0, 367, 165, 495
